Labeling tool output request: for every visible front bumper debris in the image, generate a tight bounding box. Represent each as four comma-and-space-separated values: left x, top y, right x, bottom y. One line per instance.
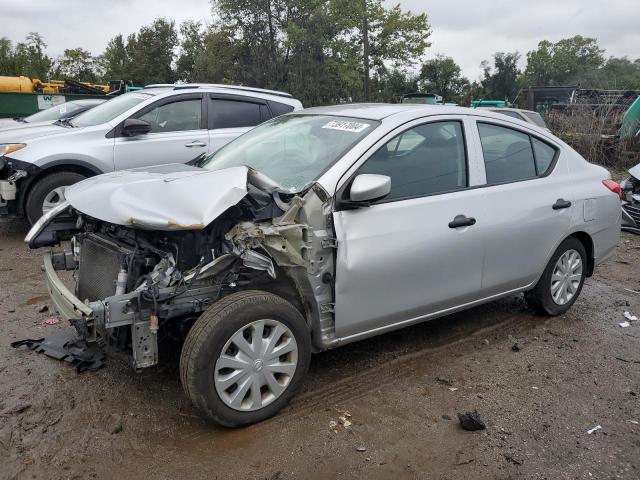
11, 328, 105, 373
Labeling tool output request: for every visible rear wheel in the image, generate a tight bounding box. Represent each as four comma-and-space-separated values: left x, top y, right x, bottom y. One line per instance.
524, 237, 587, 316
25, 171, 87, 224
180, 290, 311, 427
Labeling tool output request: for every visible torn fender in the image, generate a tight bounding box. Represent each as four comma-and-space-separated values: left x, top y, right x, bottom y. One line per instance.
65, 164, 249, 230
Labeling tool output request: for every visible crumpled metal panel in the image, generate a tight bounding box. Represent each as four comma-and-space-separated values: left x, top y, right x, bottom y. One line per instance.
629, 162, 640, 181
65, 164, 249, 230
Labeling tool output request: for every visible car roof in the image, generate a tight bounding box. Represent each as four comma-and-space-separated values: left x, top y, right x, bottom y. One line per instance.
483, 107, 539, 115
296, 103, 520, 121
69, 99, 108, 106
141, 83, 301, 107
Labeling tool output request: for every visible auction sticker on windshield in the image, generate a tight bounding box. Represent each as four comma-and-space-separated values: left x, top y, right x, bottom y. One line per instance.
322, 120, 370, 133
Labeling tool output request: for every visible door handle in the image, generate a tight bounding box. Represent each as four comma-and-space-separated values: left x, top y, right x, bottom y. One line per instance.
552, 198, 572, 210
184, 141, 207, 148
448, 215, 476, 229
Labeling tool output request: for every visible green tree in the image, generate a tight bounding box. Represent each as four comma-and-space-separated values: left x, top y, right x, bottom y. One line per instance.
191, 26, 241, 84
0, 37, 17, 75
480, 51, 520, 100
176, 20, 205, 82
419, 54, 469, 102
126, 18, 178, 85
599, 56, 640, 89
13, 32, 52, 79
101, 34, 129, 80
524, 35, 604, 86
51, 48, 99, 81
330, 0, 431, 101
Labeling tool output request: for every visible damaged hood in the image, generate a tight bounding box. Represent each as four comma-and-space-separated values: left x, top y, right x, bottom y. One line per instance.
65, 164, 249, 230
629, 163, 640, 181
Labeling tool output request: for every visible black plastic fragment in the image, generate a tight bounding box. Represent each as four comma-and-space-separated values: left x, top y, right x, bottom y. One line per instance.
11, 328, 104, 373
457, 410, 486, 431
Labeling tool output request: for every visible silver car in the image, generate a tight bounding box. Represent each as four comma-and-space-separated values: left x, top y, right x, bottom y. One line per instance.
0, 99, 106, 131
0, 84, 302, 223
27, 104, 621, 427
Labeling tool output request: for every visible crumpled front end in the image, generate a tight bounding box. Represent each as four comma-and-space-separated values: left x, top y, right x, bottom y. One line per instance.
27, 169, 337, 369
621, 164, 640, 234
0, 156, 37, 216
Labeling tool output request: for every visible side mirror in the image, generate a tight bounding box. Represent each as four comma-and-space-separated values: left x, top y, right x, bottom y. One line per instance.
122, 118, 152, 137
349, 174, 391, 203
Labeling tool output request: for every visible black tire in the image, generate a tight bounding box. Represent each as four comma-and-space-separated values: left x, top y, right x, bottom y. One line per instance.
25, 171, 87, 224
524, 237, 587, 316
180, 290, 311, 427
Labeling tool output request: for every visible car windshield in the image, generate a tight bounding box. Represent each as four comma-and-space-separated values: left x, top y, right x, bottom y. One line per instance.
70, 92, 152, 127
201, 114, 379, 192
24, 102, 85, 122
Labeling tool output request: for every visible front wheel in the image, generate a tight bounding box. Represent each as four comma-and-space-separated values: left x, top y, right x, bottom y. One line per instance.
180, 291, 311, 427
524, 237, 587, 316
25, 171, 87, 224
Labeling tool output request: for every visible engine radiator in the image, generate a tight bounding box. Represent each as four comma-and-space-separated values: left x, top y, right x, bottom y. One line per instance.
77, 236, 125, 302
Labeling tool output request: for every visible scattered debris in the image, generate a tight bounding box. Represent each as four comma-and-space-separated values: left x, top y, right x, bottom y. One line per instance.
531, 386, 539, 390
587, 425, 602, 434
23, 459, 33, 466
338, 415, 352, 428
37, 305, 48, 313
44, 317, 59, 326
329, 420, 338, 432
623, 288, 640, 294
619, 321, 631, 328
11, 328, 105, 373
109, 413, 124, 434
504, 454, 522, 465
435, 376, 453, 386
449, 387, 458, 392
624, 311, 638, 322
512, 343, 521, 352
8, 308, 15, 313
629, 420, 639, 425
615, 357, 640, 364
483, 339, 490, 346
356, 446, 367, 452
1, 403, 31, 416
457, 411, 486, 431
441, 414, 452, 421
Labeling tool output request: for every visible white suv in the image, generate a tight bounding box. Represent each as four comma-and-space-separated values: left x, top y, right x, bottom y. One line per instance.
0, 84, 302, 223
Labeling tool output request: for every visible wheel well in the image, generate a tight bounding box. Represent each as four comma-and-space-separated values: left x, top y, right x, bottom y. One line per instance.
20, 163, 98, 213
569, 231, 595, 277
235, 267, 308, 325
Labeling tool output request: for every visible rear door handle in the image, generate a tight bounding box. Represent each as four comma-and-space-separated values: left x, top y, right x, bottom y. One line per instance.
552, 199, 572, 210
185, 141, 207, 148
448, 215, 476, 229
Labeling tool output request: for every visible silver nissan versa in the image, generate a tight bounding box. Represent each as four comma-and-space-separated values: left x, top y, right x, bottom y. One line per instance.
0, 84, 302, 223
26, 104, 621, 427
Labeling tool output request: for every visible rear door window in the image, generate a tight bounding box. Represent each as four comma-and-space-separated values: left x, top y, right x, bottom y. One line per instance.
210, 98, 262, 129
478, 122, 557, 184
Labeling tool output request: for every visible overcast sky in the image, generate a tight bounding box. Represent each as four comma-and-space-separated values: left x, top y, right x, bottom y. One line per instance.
2, 0, 638, 80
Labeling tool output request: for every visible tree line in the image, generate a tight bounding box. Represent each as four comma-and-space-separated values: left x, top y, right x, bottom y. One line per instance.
1, 0, 639, 107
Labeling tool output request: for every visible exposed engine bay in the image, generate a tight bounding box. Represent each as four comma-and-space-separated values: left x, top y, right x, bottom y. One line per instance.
28, 168, 337, 369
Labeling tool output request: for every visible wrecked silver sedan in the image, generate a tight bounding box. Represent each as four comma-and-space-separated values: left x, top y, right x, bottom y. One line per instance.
26, 105, 621, 426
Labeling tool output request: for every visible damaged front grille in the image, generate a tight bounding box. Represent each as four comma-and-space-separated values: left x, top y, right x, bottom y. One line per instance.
623, 203, 640, 226
77, 236, 126, 302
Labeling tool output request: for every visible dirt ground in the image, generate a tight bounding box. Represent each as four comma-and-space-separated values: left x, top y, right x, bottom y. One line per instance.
1, 219, 639, 480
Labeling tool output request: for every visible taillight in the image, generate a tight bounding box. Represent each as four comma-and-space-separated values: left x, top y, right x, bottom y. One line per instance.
602, 179, 622, 198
